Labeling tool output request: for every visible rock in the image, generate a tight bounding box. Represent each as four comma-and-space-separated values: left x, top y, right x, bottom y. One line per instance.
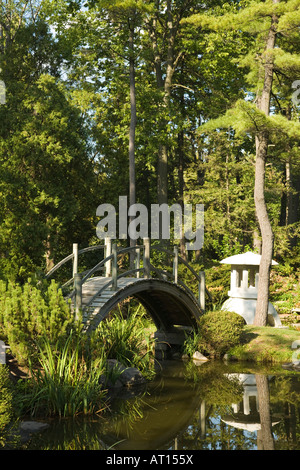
101, 359, 146, 388
99, 374, 123, 389
19, 421, 49, 443
193, 351, 209, 362
181, 354, 189, 361
118, 366, 146, 387
20, 421, 49, 433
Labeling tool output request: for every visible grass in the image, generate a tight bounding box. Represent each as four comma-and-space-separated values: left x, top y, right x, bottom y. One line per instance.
90, 305, 156, 380
228, 325, 300, 363
16, 305, 157, 418
20, 331, 107, 418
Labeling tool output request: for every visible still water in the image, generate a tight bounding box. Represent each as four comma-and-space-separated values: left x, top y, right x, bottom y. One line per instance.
24, 360, 299, 451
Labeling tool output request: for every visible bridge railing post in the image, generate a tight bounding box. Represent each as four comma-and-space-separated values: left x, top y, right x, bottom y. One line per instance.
198, 271, 205, 311
135, 246, 141, 278
173, 246, 178, 283
74, 272, 82, 320
143, 238, 150, 279
112, 243, 118, 290
105, 237, 112, 277
73, 243, 78, 278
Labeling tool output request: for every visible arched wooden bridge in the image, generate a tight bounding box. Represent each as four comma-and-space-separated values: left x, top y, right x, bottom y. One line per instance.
45, 238, 207, 350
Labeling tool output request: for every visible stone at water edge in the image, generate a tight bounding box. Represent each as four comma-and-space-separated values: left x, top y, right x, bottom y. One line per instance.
193, 351, 209, 362
19, 421, 50, 443
102, 359, 147, 388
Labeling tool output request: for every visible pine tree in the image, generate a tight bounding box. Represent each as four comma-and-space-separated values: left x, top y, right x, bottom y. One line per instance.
187, 0, 300, 325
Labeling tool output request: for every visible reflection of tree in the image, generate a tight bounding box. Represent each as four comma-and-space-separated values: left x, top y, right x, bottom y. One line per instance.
177, 363, 257, 450
255, 374, 275, 450
270, 375, 300, 450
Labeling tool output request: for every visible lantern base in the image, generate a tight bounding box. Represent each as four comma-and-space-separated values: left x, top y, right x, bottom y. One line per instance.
221, 297, 282, 327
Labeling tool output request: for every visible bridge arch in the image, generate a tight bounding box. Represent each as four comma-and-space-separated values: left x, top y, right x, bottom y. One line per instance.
46, 239, 209, 349
82, 277, 202, 332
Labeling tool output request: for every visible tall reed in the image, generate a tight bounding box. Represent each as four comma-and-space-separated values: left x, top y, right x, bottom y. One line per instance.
24, 331, 107, 418
91, 306, 156, 380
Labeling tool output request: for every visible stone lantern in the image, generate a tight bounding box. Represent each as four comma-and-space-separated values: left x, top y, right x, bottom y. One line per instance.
220, 252, 282, 326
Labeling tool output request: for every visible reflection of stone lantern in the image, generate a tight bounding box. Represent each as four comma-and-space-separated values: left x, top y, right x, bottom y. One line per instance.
220, 252, 282, 326
222, 374, 281, 433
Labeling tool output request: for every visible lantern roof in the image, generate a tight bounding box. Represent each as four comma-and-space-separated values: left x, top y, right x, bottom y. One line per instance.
220, 251, 278, 266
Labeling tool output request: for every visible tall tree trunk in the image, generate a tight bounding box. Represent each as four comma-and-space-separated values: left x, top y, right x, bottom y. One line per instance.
128, 20, 136, 265
147, 0, 179, 210
178, 129, 187, 260
253, 0, 279, 326
129, 23, 136, 211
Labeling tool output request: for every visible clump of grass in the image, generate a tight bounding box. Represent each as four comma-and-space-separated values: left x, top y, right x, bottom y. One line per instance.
90, 305, 156, 380
18, 305, 157, 418
21, 331, 107, 418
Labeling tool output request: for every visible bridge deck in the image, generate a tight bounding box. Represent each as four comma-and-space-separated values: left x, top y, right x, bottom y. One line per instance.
80, 276, 145, 326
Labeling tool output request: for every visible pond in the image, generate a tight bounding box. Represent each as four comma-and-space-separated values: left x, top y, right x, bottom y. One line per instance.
17, 360, 300, 451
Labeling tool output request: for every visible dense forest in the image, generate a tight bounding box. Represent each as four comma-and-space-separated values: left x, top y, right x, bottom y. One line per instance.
0, 0, 299, 290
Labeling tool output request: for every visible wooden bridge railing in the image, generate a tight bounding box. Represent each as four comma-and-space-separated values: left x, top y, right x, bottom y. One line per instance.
46, 238, 208, 316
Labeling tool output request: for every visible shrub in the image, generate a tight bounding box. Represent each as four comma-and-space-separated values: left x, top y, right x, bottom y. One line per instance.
0, 365, 19, 448
185, 310, 245, 359
0, 279, 75, 365
0, 366, 13, 438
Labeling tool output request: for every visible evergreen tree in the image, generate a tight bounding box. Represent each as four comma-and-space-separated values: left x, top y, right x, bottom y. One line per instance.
187, 0, 300, 325
0, 2, 97, 280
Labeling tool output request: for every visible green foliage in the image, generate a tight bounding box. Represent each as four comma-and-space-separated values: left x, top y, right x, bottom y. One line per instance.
184, 310, 245, 358
15, 304, 156, 418
0, 366, 13, 447
269, 263, 300, 317
0, 279, 75, 365
0, 365, 19, 449
0, 6, 97, 281
21, 331, 107, 418
90, 305, 156, 380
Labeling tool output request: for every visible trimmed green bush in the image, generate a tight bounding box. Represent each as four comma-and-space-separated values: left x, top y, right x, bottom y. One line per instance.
184, 310, 245, 359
